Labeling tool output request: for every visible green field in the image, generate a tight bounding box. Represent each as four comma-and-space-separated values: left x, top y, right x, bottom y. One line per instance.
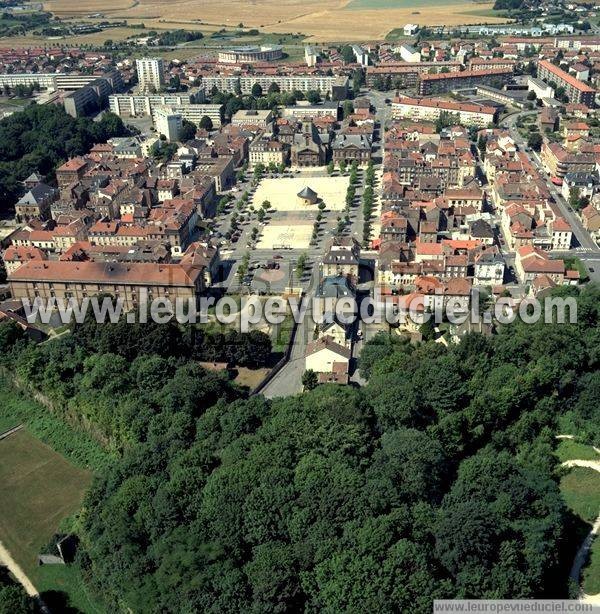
0, 429, 90, 572
36, 564, 106, 614
560, 467, 600, 525
0, 381, 110, 472
582, 537, 600, 595
0, 382, 110, 612
557, 439, 600, 464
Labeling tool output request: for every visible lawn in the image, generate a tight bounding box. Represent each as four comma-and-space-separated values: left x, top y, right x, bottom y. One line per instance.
557, 439, 600, 464
272, 312, 295, 354
582, 537, 600, 595
0, 381, 110, 472
560, 467, 600, 525
0, 429, 91, 577
0, 382, 110, 610
35, 564, 106, 614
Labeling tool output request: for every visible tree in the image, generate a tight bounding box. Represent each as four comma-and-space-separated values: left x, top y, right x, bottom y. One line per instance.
296, 252, 307, 281
0, 105, 127, 215
179, 119, 197, 142
306, 90, 321, 105
340, 45, 355, 64
327, 161, 335, 175
343, 100, 354, 118
3, 272, 599, 613
302, 369, 318, 390
251, 83, 263, 98
199, 115, 213, 131
527, 131, 543, 151
268, 82, 280, 94
569, 186, 582, 210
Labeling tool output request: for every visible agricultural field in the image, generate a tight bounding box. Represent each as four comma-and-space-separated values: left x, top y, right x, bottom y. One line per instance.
43, 0, 509, 42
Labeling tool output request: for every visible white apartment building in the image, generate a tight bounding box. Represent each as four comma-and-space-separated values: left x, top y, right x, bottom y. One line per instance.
0, 70, 123, 92
392, 96, 497, 128
527, 76, 555, 100
109, 93, 195, 117
352, 45, 369, 67
201, 74, 349, 98
168, 104, 223, 127
305, 46, 319, 67
154, 107, 182, 142
398, 44, 421, 63
136, 58, 165, 92
109, 94, 221, 127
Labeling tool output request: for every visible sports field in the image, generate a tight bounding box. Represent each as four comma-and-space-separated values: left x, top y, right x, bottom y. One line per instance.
0, 429, 91, 579
43, 0, 509, 42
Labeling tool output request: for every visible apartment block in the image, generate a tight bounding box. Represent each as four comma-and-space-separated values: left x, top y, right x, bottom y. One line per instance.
537, 60, 595, 107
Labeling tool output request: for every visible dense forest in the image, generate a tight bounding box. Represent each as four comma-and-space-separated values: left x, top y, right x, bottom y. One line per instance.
0, 285, 599, 612
0, 105, 128, 215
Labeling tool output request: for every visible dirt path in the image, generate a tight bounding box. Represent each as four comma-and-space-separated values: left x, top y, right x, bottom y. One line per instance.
0, 539, 38, 596
562, 459, 600, 605
562, 459, 600, 473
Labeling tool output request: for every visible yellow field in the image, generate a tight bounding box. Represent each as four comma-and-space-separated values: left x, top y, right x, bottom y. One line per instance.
43, 0, 509, 42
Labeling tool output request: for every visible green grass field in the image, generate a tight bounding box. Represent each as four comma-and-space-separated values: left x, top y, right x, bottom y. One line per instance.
556, 439, 600, 464
0, 381, 110, 472
36, 565, 106, 614
582, 537, 600, 595
0, 429, 91, 574
0, 382, 110, 612
560, 467, 600, 525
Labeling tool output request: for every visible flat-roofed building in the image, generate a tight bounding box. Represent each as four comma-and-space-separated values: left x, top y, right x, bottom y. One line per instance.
218, 45, 283, 64
136, 57, 165, 92
231, 108, 273, 128
108, 91, 206, 117
528, 76, 555, 100
154, 107, 182, 142
201, 74, 349, 99
398, 44, 420, 63
281, 102, 339, 120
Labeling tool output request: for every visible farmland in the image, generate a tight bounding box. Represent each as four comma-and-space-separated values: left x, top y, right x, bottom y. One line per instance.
42, 0, 509, 42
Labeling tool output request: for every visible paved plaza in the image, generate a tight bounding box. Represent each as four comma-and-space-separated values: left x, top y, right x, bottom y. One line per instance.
252, 175, 350, 213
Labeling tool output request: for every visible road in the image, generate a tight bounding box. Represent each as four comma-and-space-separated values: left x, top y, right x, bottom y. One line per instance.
0, 539, 38, 597
261, 262, 319, 399
500, 111, 600, 253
